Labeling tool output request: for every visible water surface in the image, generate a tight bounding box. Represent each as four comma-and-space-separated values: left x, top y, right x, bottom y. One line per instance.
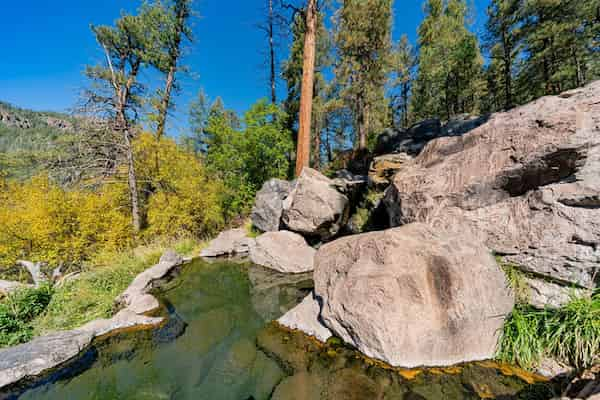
19, 259, 554, 400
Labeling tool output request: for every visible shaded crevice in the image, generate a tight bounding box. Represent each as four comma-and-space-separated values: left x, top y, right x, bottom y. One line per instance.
499, 148, 586, 197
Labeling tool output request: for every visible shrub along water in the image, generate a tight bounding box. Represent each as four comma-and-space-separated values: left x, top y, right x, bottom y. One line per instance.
0, 284, 54, 347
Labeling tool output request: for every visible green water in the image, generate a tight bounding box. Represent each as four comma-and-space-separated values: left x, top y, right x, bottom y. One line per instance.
19, 259, 555, 400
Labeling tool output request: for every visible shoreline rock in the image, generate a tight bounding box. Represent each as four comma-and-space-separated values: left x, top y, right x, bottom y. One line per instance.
277, 293, 332, 342
249, 231, 316, 274
251, 179, 293, 233
200, 228, 255, 258
0, 250, 187, 391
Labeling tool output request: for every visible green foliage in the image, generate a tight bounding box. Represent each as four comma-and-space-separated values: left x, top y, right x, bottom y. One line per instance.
334, 0, 393, 148
0, 285, 54, 347
498, 293, 600, 370
203, 99, 293, 219
31, 238, 202, 335
412, 0, 484, 121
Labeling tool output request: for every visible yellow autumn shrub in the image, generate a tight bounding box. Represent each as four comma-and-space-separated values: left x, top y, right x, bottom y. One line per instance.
135, 132, 224, 238
0, 175, 132, 268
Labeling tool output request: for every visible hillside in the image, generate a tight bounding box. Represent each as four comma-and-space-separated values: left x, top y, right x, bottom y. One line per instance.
0, 101, 74, 179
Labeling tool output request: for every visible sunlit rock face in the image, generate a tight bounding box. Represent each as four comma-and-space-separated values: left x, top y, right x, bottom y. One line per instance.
383, 81, 600, 297
314, 223, 514, 368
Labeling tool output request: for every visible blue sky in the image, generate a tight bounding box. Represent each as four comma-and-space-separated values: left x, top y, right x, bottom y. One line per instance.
0, 0, 490, 136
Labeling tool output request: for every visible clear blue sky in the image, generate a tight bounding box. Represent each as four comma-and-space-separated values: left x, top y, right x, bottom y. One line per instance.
0, 0, 489, 137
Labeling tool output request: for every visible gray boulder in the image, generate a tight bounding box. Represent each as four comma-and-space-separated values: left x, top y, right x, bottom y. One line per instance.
251, 179, 293, 232
282, 168, 350, 240
278, 292, 332, 342
250, 231, 316, 273
314, 223, 514, 368
384, 80, 600, 292
200, 228, 255, 257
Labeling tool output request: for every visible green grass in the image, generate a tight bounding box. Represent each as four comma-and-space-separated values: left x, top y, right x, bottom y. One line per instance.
497, 292, 600, 371
498, 259, 531, 304
0, 284, 54, 346
27, 237, 205, 338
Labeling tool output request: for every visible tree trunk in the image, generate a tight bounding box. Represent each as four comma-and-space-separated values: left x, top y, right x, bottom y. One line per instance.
357, 97, 369, 150
123, 129, 142, 233
157, 1, 187, 139
502, 29, 513, 110
269, 0, 277, 104
295, 0, 317, 177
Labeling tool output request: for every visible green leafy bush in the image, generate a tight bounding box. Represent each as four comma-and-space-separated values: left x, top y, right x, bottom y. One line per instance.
0, 285, 54, 347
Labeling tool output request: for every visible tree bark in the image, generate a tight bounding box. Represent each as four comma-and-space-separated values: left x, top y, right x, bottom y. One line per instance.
157, 1, 188, 139
269, 0, 277, 104
123, 129, 142, 233
295, 0, 317, 177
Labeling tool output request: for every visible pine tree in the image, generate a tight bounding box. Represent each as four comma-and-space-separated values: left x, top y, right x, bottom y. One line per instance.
282, 8, 332, 169
412, 0, 484, 121
484, 0, 521, 111
391, 35, 417, 128
83, 12, 159, 233
517, 0, 599, 102
335, 0, 394, 149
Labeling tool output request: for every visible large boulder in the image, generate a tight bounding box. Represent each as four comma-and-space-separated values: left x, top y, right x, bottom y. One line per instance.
200, 228, 255, 258
384, 81, 600, 292
251, 179, 293, 232
282, 168, 350, 240
314, 223, 514, 368
250, 231, 316, 273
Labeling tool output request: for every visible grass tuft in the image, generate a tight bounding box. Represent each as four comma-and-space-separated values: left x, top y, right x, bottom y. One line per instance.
498, 292, 600, 371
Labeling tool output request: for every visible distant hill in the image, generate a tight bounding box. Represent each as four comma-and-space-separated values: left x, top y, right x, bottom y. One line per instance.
0, 101, 75, 179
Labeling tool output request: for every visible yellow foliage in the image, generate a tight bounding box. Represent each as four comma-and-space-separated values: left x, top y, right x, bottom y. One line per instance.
0, 133, 225, 270
0, 175, 132, 268
135, 132, 224, 238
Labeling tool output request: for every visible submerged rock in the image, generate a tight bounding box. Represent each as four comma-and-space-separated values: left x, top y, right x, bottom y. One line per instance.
250, 231, 316, 273
200, 228, 255, 258
314, 223, 514, 368
384, 80, 600, 292
282, 168, 349, 240
278, 293, 332, 342
251, 179, 293, 232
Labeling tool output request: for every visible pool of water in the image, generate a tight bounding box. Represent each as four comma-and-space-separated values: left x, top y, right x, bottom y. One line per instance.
18, 259, 555, 400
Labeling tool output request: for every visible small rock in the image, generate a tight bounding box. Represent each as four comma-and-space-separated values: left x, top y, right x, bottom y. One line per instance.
159, 249, 184, 265
200, 228, 255, 257
250, 231, 316, 273
278, 293, 332, 342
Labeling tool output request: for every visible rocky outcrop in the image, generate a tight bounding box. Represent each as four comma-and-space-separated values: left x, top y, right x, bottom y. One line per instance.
251, 179, 293, 232
200, 228, 255, 257
278, 293, 332, 342
384, 81, 600, 293
250, 231, 316, 273
282, 168, 350, 240
314, 223, 514, 368
0, 250, 186, 391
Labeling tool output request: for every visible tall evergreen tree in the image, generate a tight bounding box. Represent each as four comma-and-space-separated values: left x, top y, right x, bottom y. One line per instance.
335, 0, 393, 149
412, 0, 484, 121
391, 34, 417, 128
484, 0, 521, 111
516, 0, 599, 102
83, 12, 158, 233
152, 0, 193, 139
282, 8, 332, 168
